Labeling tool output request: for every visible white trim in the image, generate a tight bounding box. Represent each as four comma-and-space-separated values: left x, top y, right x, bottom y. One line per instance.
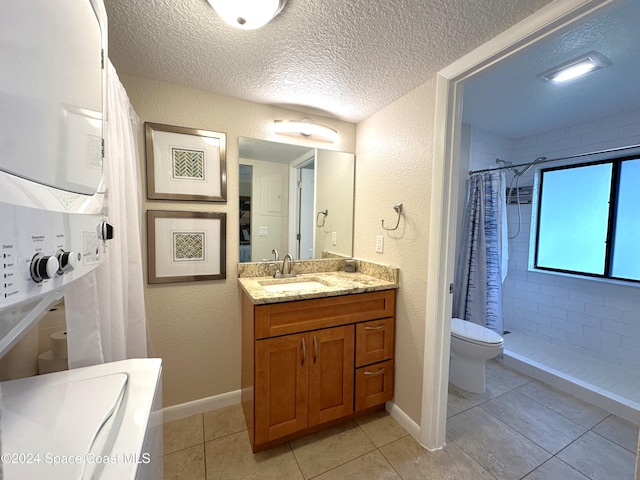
385, 401, 421, 442
288, 150, 316, 258
439, 1, 618, 81
162, 389, 241, 423
502, 352, 640, 425
422, 0, 619, 450
420, 73, 459, 450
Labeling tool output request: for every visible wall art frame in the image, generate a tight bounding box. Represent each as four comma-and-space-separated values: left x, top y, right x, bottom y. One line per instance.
145, 122, 227, 202
147, 210, 227, 284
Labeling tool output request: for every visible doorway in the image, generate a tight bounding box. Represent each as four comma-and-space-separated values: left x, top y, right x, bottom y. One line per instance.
294, 160, 315, 259
239, 164, 252, 262
421, 0, 621, 450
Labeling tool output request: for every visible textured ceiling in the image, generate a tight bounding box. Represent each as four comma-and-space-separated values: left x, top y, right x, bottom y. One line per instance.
462, 1, 640, 138
104, 0, 552, 124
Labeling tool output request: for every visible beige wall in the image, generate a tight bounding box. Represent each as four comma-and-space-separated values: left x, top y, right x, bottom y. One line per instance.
314, 150, 355, 258
120, 74, 356, 407
122, 71, 437, 425
354, 80, 437, 423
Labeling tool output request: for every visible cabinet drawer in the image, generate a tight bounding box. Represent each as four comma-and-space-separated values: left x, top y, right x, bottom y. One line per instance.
255, 290, 395, 339
355, 318, 394, 367
355, 360, 394, 411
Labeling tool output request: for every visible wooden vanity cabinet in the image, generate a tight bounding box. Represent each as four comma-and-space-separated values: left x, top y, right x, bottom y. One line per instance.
242, 289, 396, 452
254, 325, 354, 444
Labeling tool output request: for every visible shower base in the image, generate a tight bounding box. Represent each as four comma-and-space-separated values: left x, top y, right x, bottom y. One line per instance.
501, 332, 640, 425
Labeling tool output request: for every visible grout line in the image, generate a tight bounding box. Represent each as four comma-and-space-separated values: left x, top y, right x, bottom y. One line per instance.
537, 455, 590, 480
475, 402, 562, 458
447, 370, 632, 479
304, 449, 379, 480
285, 441, 306, 479
503, 335, 640, 424
167, 378, 635, 480
444, 434, 500, 480
376, 440, 412, 480
512, 382, 599, 430
201, 413, 207, 480
589, 424, 639, 455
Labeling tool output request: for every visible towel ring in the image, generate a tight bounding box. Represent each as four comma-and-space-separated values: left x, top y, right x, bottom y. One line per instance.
382, 203, 403, 231
316, 210, 328, 227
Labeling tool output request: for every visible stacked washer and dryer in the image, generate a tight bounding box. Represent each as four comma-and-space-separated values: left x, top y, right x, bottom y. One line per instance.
0, 1, 162, 478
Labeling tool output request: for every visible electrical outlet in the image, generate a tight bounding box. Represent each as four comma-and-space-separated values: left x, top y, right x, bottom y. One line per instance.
331, 232, 337, 245
258, 226, 268, 237
375, 235, 384, 253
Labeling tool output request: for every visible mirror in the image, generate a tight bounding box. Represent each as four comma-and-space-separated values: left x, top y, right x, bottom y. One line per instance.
239, 137, 355, 262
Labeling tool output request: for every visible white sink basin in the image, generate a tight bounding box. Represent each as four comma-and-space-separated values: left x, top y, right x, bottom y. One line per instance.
260, 280, 327, 293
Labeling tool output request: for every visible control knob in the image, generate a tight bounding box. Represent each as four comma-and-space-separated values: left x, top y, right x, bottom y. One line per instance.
56, 250, 80, 274
30, 253, 59, 283
98, 221, 114, 241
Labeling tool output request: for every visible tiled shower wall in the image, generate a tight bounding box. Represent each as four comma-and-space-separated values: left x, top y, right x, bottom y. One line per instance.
467, 107, 640, 369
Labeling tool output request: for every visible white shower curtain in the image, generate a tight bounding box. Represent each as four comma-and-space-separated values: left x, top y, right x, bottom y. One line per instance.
65, 61, 147, 367
453, 171, 507, 334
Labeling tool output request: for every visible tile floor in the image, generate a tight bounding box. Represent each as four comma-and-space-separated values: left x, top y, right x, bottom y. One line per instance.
163, 360, 638, 479
504, 332, 640, 424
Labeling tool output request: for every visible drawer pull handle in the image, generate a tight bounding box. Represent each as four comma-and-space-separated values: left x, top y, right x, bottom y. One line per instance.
301, 338, 306, 365
313, 335, 318, 363
364, 368, 385, 376
364, 324, 385, 331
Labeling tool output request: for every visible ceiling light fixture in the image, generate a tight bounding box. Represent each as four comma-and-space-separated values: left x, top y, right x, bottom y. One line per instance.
273, 118, 338, 143
540, 51, 611, 84
206, 0, 287, 30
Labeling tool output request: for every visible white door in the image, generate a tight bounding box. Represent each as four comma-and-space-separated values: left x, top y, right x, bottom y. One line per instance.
298, 165, 315, 259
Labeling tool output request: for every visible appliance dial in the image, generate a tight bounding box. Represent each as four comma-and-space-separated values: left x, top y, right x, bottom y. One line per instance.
98, 221, 114, 241
30, 253, 59, 283
56, 250, 80, 274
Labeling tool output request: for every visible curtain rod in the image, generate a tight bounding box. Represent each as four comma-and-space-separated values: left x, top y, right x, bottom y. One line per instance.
468, 143, 640, 175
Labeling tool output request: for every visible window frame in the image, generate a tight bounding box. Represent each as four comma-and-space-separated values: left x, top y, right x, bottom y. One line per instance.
533, 154, 640, 284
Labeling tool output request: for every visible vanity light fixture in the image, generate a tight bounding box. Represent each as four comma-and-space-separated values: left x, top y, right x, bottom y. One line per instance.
206, 0, 287, 30
540, 51, 611, 84
273, 118, 339, 143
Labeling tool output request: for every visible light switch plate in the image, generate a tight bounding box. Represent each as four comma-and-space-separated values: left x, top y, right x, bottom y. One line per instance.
376, 235, 384, 253
258, 226, 268, 237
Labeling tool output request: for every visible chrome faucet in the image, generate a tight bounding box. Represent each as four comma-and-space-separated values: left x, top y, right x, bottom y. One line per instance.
282, 254, 294, 276
271, 248, 296, 278
271, 249, 279, 261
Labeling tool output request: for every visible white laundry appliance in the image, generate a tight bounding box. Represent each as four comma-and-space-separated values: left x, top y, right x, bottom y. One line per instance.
0, 1, 162, 478
2, 358, 163, 480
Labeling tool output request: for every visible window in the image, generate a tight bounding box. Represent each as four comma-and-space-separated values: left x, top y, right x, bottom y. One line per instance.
534, 155, 640, 282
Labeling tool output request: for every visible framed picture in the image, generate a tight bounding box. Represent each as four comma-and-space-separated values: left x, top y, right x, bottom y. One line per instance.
145, 122, 227, 202
147, 210, 227, 284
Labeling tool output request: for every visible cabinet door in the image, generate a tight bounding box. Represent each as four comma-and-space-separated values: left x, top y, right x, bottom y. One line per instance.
255, 333, 309, 444
308, 325, 355, 427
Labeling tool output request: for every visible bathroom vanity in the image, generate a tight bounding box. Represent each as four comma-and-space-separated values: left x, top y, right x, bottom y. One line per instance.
239, 263, 397, 452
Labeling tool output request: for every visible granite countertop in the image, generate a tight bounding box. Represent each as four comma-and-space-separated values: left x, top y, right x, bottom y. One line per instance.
238, 270, 398, 305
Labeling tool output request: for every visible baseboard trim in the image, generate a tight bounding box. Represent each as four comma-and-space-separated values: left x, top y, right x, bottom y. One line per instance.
163, 394, 424, 442
385, 401, 421, 441
162, 390, 241, 423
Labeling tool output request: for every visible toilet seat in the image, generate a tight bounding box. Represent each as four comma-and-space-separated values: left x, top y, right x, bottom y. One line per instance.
451, 318, 503, 346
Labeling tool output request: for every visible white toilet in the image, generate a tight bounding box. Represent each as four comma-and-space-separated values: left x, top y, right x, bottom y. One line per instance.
449, 317, 504, 393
